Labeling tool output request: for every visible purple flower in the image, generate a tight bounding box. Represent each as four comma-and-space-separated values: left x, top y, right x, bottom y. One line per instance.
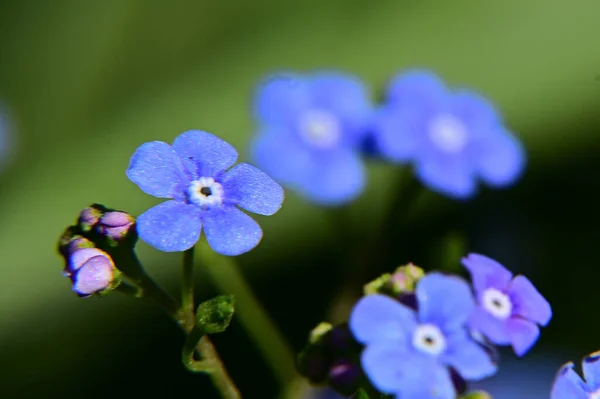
462, 253, 552, 356
65, 247, 120, 297
371, 70, 525, 199
126, 130, 284, 255
349, 273, 496, 399
96, 211, 136, 243
551, 351, 600, 399
251, 72, 373, 205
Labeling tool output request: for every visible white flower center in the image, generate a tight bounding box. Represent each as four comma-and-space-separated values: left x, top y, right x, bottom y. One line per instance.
188, 177, 224, 208
428, 114, 468, 153
412, 324, 447, 356
482, 288, 513, 319
298, 109, 341, 149
590, 389, 600, 399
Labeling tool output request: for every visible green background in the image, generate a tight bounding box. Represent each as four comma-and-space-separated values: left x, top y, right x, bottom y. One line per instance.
0, 1, 599, 398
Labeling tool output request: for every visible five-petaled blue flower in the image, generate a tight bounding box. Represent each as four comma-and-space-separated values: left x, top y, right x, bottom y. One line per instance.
349, 273, 496, 399
370, 70, 525, 199
551, 350, 600, 399
462, 253, 552, 357
126, 130, 284, 255
250, 72, 373, 205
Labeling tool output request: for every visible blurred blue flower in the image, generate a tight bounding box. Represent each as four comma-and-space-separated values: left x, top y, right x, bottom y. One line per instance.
349, 273, 496, 399
462, 253, 552, 356
127, 130, 284, 255
371, 70, 525, 199
551, 351, 600, 399
250, 72, 373, 206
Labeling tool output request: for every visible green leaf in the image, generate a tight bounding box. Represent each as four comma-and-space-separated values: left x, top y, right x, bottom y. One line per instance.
195, 294, 236, 335
350, 388, 371, 399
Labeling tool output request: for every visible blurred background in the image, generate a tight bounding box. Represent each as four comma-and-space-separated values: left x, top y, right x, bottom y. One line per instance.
1, 0, 599, 398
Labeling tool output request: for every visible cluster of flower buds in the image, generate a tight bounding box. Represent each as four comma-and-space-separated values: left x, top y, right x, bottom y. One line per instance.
57, 204, 136, 297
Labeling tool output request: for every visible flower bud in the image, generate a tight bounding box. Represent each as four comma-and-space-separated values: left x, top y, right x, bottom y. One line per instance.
78, 204, 106, 232
390, 263, 424, 294
67, 248, 121, 297
96, 211, 136, 245
328, 359, 362, 397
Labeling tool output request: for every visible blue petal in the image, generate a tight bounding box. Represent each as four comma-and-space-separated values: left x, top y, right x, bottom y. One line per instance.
126, 141, 187, 198
221, 163, 284, 216
468, 306, 511, 345
137, 200, 202, 252
415, 154, 476, 199
450, 90, 500, 134
441, 330, 497, 380
506, 318, 540, 357
416, 273, 475, 331
254, 73, 311, 124
462, 253, 513, 294
583, 351, 600, 391
509, 275, 552, 326
299, 148, 365, 205
387, 70, 447, 109
362, 344, 454, 399
310, 72, 371, 117
473, 127, 525, 187
349, 294, 417, 346
172, 130, 238, 178
251, 127, 313, 186
203, 206, 263, 256
371, 105, 424, 162
550, 363, 588, 399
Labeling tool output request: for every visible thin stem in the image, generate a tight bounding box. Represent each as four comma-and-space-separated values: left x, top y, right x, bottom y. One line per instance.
197, 241, 296, 388
182, 247, 196, 318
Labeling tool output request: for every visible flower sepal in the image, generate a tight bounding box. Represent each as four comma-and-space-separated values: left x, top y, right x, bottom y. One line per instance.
195, 295, 236, 335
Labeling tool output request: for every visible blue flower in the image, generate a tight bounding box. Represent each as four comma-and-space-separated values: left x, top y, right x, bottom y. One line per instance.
462, 253, 552, 357
250, 72, 373, 205
551, 351, 600, 399
371, 70, 525, 199
126, 130, 284, 255
349, 273, 496, 399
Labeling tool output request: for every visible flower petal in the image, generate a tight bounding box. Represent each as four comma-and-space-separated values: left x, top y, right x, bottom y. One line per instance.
126, 141, 187, 198
362, 343, 454, 399
349, 294, 417, 346
251, 127, 313, 186
450, 91, 500, 134
172, 130, 238, 178
462, 253, 513, 295
387, 70, 447, 109
582, 350, 600, 391
416, 273, 475, 331
310, 72, 371, 117
415, 154, 476, 199
299, 148, 365, 206
508, 275, 552, 326
371, 105, 424, 162
441, 330, 497, 380
254, 73, 311, 124
203, 206, 263, 256
137, 200, 202, 252
468, 306, 511, 345
506, 318, 540, 357
550, 362, 588, 399
221, 163, 284, 216
473, 127, 525, 187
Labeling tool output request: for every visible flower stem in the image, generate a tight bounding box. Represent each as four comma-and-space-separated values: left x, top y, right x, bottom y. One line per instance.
197, 241, 296, 389
182, 247, 196, 317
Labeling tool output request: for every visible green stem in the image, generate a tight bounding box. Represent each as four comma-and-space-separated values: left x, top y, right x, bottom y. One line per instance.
197, 241, 296, 388
182, 247, 196, 318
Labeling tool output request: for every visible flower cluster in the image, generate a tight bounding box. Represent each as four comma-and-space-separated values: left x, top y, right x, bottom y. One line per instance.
250, 70, 525, 204
126, 130, 284, 256
58, 205, 131, 297
298, 254, 551, 399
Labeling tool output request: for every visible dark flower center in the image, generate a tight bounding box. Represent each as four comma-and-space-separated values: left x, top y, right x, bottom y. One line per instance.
423, 335, 435, 346
200, 187, 212, 197
492, 298, 503, 309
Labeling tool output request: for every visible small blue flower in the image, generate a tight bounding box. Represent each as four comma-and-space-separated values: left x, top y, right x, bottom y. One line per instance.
349, 273, 496, 399
462, 253, 552, 357
551, 351, 600, 399
371, 70, 525, 199
250, 72, 373, 205
126, 130, 284, 255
